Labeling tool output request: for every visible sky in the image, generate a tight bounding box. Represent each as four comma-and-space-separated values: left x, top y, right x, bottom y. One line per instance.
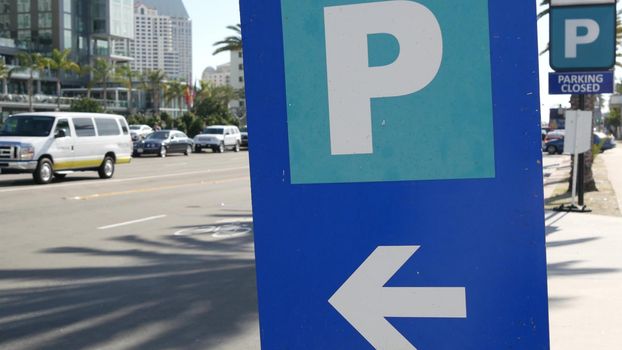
184, 0, 241, 80
185, 1, 613, 122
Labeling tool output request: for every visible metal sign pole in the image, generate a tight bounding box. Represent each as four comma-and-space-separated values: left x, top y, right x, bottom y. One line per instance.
571, 149, 579, 207
577, 95, 586, 206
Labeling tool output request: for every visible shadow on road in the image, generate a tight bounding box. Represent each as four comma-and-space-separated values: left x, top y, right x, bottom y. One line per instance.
0, 175, 101, 188
0, 221, 258, 350
547, 260, 620, 277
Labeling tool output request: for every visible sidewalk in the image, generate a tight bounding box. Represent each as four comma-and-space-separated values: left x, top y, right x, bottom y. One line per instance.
601, 142, 622, 211
546, 211, 622, 349
546, 143, 622, 349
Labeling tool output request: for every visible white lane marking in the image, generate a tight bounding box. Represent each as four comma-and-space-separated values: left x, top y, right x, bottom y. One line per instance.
66, 176, 249, 201
98, 215, 167, 230
173, 220, 253, 239
0, 166, 248, 194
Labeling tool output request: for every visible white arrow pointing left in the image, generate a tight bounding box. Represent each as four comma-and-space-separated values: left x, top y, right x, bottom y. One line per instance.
329, 246, 467, 350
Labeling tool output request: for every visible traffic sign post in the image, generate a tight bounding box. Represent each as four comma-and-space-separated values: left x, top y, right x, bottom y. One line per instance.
562, 111, 593, 211
548, 0, 615, 212
241, 1, 550, 349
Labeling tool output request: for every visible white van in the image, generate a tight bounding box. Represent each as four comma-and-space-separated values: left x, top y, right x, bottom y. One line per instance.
0, 112, 132, 184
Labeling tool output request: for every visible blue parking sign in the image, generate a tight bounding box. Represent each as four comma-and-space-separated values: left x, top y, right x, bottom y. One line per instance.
241, 1, 550, 349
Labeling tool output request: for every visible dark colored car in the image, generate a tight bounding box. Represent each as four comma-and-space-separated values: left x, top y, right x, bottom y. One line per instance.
240, 126, 248, 147
133, 130, 193, 157
543, 138, 564, 155
594, 132, 617, 152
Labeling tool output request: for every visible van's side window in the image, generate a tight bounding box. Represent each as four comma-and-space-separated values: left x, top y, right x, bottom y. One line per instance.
55, 119, 72, 137
119, 119, 129, 135
95, 118, 121, 136
73, 118, 96, 137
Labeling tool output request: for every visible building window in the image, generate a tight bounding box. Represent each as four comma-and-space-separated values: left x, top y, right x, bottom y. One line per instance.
17, 0, 30, 12
38, 0, 52, 12
64, 13, 72, 29
17, 14, 31, 29
63, 0, 72, 12
64, 30, 72, 49
38, 13, 52, 29
17, 30, 31, 40
239, 76, 244, 83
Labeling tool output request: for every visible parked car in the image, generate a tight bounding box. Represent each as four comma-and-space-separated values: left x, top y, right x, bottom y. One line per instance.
545, 129, 565, 142
134, 130, 193, 157
543, 137, 564, 155
129, 124, 153, 141
193, 125, 241, 153
594, 132, 617, 152
240, 126, 248, 148
0, 112, 132, 184
132, 132, 152, 156
543, 132, 616, 155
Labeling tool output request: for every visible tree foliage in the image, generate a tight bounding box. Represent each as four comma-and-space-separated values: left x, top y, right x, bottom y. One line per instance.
141, 69, 167, 114
92, 58, 114, 110
12, 52, 48, 111
213, 24, 242, 55
70, 98, 103, 113
115, 64, 139, 113
192, 81, 239, 126
46, 49, 80, 110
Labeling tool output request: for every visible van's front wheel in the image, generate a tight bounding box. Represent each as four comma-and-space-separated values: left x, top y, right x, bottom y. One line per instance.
33, 158, 54, 184
98, 156, 115, 179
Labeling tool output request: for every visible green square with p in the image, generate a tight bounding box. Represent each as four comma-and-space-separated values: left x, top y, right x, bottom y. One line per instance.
281, 0, 496, 184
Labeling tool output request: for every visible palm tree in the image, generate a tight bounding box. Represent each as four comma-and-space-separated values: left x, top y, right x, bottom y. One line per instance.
0, 59, 11, 95
77, 64, 94, 98
193, 81, 240, 125
115, 64, 139, 114
164, 80, 187, 125
213, 24, 242, 55
47, 48, 80, 110
141, 69, 167, 115
11, 52, 48, 112
92, 58, 113, 110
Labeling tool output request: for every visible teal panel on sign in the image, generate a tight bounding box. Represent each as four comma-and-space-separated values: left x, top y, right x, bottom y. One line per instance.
281, 0, 496, 184
550, 5, 616, 71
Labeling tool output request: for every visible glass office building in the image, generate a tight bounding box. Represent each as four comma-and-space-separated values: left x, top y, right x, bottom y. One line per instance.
0, 0, 134, 66
0, 0, 135, 114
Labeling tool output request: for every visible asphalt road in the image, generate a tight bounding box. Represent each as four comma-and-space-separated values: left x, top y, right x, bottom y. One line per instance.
0, 150, 575, 350
0, 151, 260, 350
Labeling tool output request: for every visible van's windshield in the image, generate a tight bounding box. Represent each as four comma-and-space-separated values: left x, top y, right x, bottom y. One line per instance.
0, 116, 55, 137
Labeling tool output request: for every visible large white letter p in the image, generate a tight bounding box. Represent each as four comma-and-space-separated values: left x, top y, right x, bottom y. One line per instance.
565, 19, 600, 59
324, 0, 443, 155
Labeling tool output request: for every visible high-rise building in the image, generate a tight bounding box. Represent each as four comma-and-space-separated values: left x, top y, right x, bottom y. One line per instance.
0, 0, 133, 67
0, 0, 134, 114
130, 0, 192, 81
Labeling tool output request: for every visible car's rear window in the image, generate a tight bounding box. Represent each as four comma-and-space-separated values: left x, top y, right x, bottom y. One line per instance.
204, 128, 224, 135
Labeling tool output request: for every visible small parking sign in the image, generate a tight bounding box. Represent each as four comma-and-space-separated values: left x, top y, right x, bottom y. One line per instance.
550, 2, 616, 71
